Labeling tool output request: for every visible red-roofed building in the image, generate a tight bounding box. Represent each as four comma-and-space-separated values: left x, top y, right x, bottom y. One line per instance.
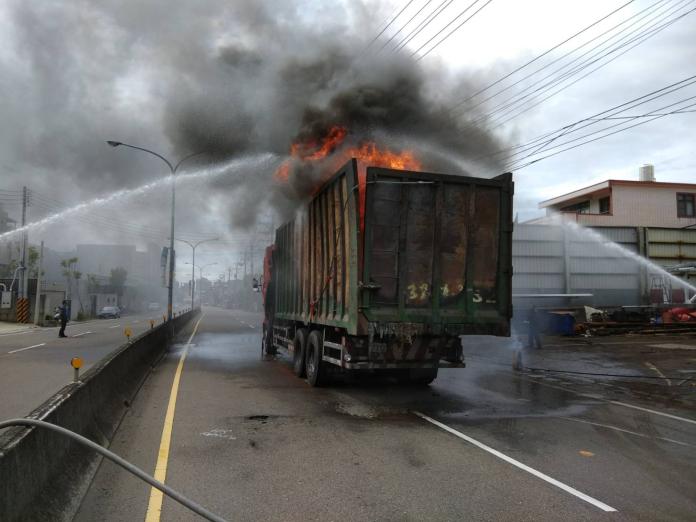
532, 166, 696, 228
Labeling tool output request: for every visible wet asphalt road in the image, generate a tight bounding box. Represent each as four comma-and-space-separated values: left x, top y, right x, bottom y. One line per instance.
0, 310, 186, 420
76, 307, 696, 521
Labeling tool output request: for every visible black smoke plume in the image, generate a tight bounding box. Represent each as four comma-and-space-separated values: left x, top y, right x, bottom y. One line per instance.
3, 0, 507, 235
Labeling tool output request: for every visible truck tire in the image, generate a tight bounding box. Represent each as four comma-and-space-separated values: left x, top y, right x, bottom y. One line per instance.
411, 367, 438, 385
261, 325, 275, 359
293, 328, 309, 377
305, 330, 328, 387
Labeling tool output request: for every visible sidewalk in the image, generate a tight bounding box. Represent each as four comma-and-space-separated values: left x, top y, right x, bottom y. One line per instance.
0, 321, 38, 335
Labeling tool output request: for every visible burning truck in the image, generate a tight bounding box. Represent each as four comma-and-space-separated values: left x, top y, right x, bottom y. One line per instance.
259, 130, 513, 386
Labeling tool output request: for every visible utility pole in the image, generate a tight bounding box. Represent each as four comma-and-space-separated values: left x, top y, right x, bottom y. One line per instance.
19, 186, 28, 299
249, 241, 255, 279
34, 241, 43, 325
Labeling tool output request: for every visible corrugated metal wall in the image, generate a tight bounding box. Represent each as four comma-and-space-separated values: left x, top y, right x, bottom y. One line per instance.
513, 224, 696, 306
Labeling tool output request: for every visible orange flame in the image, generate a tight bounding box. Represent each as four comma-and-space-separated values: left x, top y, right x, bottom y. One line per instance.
291, 126, 347, 160
348, 142, 421, 171
274, 125, 421, 183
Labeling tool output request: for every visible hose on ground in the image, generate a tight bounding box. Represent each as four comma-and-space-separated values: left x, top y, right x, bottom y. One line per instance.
0, 418, 228, 522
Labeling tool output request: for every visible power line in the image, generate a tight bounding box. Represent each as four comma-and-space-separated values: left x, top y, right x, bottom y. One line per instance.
411, 0, 484, 60
393, 0, 456, 52
476, 73, 696, 164
365, 0, 418, 50
506, 95, 696, 168
416, 0, 494, 60
506, 95, 696, 171
510, 104, 696, 171
456, 0, 671, 117
377, 0, 436, 53
451, 0, 637, 108
485, 1, 696, 129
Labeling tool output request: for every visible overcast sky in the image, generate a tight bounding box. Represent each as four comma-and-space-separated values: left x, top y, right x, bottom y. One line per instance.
0, 0, 694, 276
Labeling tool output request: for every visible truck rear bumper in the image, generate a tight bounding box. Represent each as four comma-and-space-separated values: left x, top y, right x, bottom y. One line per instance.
336, 360, 465, 370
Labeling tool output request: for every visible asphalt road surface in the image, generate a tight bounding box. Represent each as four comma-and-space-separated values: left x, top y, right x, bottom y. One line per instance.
0, 309, 186, 420
76, 307, 696, 521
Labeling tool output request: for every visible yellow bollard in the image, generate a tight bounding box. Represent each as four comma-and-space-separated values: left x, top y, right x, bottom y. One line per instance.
124, 326, 132, 343
71, 357, 83, 383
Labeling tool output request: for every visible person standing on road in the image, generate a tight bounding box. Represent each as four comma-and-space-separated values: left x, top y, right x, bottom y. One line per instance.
527, 306, 543, 349
58, 300, 69, 338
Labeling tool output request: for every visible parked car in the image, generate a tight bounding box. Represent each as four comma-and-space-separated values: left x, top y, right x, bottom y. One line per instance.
97, 306, 121, 319
147, 302, 161, 311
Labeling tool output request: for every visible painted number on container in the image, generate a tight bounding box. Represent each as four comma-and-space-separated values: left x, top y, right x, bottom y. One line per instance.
407, 283, 429, 301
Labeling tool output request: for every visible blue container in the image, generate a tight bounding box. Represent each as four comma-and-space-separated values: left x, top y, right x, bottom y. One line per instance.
547, 312, 575, 336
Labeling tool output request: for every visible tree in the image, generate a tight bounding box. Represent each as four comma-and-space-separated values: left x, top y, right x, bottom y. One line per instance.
110, 267, 128, 306
27, 246, 42, 278
110, 267, 127, 294
87, 274, 99, 294
73, 270, 83, 312
61, 257, 79, 300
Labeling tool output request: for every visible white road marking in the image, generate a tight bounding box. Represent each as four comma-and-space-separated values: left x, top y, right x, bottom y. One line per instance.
8, 343, 46, 354
109, 324, 121, 329
559, 416, 694, 448
607, 400, 696, 426
0, 330, 34, 338
522, 375, 696, 426
72, 331, 92, 338
414, 411, 618, 512
649, 343, 696, 351
644, 362, 671, 386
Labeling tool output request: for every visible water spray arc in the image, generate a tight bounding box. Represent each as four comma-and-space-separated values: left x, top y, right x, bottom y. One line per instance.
0, 154, 278, 245
557, 216, 696, 299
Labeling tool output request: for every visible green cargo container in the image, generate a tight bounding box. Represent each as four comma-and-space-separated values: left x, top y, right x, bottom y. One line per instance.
263, 159, 513, 386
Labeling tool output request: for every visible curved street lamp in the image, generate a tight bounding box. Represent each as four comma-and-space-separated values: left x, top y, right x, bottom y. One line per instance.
107, 141, 204, 323
185, 262, 218, 306
175, 238, 219, 310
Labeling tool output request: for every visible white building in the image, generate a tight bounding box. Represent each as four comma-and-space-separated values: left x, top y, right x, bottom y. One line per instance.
534, 166, 696, 228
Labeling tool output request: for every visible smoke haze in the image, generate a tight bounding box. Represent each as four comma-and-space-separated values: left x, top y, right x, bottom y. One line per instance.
0, 0, 507, 243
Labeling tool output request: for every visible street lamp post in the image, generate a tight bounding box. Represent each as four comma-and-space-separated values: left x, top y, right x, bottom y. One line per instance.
185, 262, 218, 306
175, 238, 218, 310
107, 141, 203, 324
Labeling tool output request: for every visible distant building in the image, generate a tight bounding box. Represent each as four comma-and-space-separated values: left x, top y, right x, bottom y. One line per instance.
532, 165, 696, 228
75, 242, 162, 285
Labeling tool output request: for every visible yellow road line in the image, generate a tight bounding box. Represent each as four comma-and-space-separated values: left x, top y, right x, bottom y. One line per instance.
145, 314, 204, 522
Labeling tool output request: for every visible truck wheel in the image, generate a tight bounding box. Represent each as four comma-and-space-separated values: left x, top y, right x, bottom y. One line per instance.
293, 328, 309, 377
410, 367, 438, 385
261, 325, 275, 359
305, 330, 328, 387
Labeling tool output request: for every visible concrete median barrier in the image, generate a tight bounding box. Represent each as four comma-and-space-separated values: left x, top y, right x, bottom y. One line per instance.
0, 309, 200, 522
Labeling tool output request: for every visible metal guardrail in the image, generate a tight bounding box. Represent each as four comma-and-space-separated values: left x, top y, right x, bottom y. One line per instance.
0, 418, 228, 522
